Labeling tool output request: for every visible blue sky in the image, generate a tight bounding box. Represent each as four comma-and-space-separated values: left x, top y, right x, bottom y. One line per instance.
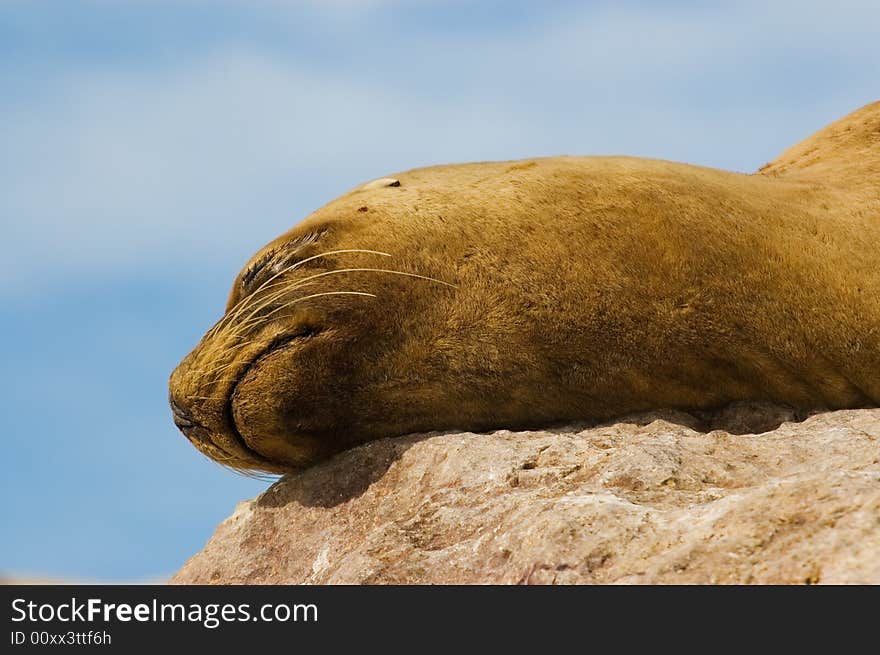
1, 0, 877, 580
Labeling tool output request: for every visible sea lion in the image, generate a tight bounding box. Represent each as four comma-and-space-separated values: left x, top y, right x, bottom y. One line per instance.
169, 101, 880, 474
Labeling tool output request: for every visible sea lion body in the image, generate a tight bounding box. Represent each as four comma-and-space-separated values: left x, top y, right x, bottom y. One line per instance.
170, 102, 880, 473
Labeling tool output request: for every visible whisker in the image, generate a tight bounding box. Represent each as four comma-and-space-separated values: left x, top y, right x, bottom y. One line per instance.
222, 463, 281, 482
185, 357, 247, 380
189, 292, 376, 386
224, 267, 456, 340
234, 250, 387, 320
204, 449, 282, 481
187, 283, 319, 380
293, 267, 459, 289
180, 340, 260, 379
191, 439, 280, 480
206, 249, 390, 339
226, 291, 377, 340
218, 278, 317, 305
219, 281, 320, 340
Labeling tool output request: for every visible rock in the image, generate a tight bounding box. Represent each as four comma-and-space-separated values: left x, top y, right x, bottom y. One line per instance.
172, 406, 880, 584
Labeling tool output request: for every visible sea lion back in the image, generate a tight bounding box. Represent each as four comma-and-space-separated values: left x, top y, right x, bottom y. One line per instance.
758, 101, 880, 204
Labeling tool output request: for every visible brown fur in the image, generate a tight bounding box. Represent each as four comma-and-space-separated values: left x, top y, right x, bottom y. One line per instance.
169, 102, 880, 473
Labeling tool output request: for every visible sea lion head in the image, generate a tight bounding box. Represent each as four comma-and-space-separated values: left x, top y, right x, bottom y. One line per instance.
168, 176, 460, 474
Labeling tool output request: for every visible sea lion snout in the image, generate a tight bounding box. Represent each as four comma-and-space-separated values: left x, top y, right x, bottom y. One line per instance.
168, 391, 219, 456
167, 263, 368, 474
169, 395, 199, 431
168, 338, 293, 473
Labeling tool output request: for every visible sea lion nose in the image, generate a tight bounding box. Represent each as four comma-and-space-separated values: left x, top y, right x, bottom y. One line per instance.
169, 395, 199, 431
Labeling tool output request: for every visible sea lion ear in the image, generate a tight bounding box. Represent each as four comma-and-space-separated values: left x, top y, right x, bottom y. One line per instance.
360, 177, 401, 190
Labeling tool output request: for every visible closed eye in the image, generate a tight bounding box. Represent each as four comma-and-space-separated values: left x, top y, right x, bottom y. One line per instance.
240, 251, 276, 290
239, 230, 328, 294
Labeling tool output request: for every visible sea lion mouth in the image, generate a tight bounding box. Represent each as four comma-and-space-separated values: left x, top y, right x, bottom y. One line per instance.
224, 326, 324, 470
170, 397, 199, 430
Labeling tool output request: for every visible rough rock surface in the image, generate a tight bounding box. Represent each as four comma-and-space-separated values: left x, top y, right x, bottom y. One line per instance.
172, 406, 880, 584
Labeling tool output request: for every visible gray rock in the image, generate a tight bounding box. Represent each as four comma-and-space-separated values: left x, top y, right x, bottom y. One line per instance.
172, 407, 880, 584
